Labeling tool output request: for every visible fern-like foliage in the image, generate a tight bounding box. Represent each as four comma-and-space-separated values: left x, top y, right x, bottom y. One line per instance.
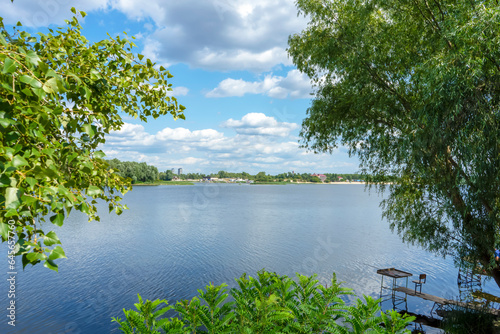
113, 271, 415, 333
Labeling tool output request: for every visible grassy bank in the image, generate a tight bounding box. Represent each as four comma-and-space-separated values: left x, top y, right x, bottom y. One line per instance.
252, 181, 295, 185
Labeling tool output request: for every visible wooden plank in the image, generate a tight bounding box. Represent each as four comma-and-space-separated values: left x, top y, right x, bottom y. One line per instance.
377, 268, 413, 278
394, 287, 448, 304
394, 287, 500, 316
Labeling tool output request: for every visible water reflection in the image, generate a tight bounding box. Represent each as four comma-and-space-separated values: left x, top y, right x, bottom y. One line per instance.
0, 184, 498, 333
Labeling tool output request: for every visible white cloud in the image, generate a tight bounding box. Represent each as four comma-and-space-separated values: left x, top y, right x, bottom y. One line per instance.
113, 123, 145, 136
107, 123, 156, 146
155, 128, 224, 142
206, 70, 312, 99
221, 113, 299, 137
4, 0, 308, 72
113, 0, 307, 72
2, 0, 108, 27
101, 111, 357, 174
166, 86, 189, 97
253, 156, 284, 163
194, 47, 291, 73
168, 157, 207, 165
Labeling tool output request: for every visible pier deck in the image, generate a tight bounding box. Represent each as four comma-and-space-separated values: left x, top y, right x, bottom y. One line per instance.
394, 286, 500, 316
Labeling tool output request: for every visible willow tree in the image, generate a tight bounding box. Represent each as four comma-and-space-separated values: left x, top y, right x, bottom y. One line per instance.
288, 0, 500, 286
0, 9, 185, 271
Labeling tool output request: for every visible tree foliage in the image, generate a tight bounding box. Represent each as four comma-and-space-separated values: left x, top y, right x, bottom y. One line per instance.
0, 10, 185, 271
108, 159, 159, 184
288, 0, 500, 286
159, 169, 175, 181
113, 270, 414, 333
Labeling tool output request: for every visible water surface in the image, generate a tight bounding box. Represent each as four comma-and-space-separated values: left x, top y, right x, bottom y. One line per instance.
1, 184, 496, 333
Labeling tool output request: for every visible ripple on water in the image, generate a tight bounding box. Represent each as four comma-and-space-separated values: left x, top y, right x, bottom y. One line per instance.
1, 184, 498, 334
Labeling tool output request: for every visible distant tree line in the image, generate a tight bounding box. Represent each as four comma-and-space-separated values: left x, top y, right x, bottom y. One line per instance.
273, 172, 366, 183
107, 159, 371, 183
176, 170, 368, 182
107, 159, 159, 184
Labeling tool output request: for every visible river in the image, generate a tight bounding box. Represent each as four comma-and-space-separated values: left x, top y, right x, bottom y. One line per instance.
1, 183, 497, 333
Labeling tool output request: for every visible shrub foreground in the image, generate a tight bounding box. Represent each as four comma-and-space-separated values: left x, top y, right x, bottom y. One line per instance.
113, 271, 414, 333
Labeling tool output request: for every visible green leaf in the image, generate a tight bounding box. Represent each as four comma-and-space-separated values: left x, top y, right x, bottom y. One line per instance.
45, 69, 58, 78
48, 246, 67, 261
11, 155, 29, 168
43, 231, 62, 246
79, 202, 90, 214
0, 174, 11, 187
42, 77, 59, 93
5, 187, 20, 209
0, 118, 15, 127
5, 209, 18, 218
82, 124, 95, 137
87, 185, 103, 196
25, 177, 37, 188
2, 57, 17, 74
31, 87, 46, 99
20, 75, 42, 88
20, 194, 38, 205
90, 69, 101, 80
27, 252, 47, 262
57, 185, 73, 201
0, 222, 11, 241
26, 50, 40, 66
0, 32, 6, 46
49, 213, 65, 227
21, 254, 30, 269
93, 151, 106, 159
67, 72, 82, 85
43, 259, 59, 272
81, 86, 91, 100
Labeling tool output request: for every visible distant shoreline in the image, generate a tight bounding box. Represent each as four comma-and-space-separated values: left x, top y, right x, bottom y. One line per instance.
131, 181, 388, 186
132, 181, 195, 186
251, 181, 368, 185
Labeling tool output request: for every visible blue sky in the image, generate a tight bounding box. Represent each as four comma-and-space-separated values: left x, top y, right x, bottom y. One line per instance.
4, 0, 358, 175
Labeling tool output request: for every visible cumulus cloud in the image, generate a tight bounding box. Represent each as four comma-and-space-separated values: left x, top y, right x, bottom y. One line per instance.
166, 86, 189, 97
107, 123, 156, 146
4, 0, 307, 72
102, 115, 301, 170
206, 70, 312, 99
100, 111, 356, 174
115, 0, 307, 72
168, 157, 207, 165
2, 0, 108, 27
221, 113, 299, 137
156, 128, 224, 142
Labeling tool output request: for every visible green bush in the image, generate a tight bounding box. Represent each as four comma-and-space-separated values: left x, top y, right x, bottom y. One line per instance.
112, 270, 414, 333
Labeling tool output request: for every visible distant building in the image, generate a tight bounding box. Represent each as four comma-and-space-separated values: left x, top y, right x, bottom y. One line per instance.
178, 168, 183, 175
171, 168, 175, 174
311, 173, 327, 182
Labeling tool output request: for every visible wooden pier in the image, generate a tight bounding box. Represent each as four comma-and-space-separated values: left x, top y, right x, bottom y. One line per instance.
394, 286, 500, 316
376, 267, 500, 318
